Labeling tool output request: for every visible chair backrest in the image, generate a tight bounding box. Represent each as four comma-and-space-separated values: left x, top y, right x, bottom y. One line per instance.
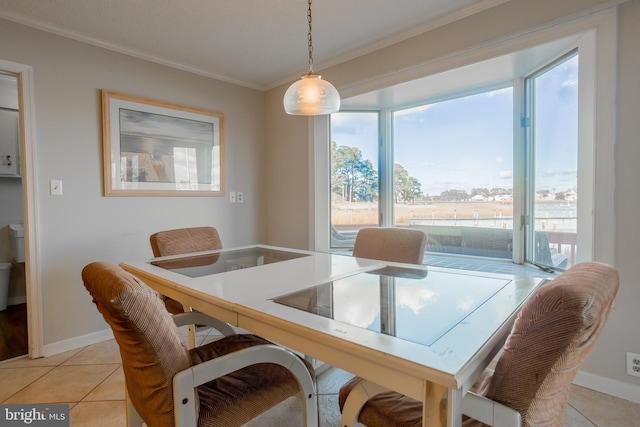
150, 226, 222, 257
352, 227, 427, 264
82, 262, 191, 427
475, 261, 619, 427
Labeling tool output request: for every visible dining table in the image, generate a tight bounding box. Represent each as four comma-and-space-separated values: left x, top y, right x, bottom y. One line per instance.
120, 244, 546, 427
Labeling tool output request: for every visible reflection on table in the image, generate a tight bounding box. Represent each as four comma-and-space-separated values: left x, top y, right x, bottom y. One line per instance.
151, 246, 310, 277
273, 265, 511, 347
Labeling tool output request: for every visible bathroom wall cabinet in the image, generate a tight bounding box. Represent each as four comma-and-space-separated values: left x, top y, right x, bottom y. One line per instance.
0, 108, 20, 177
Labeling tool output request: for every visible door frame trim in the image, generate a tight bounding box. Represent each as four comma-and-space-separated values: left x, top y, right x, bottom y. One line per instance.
1, 59, 43, 358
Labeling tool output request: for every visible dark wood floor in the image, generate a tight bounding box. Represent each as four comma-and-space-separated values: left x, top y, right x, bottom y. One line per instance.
0, 303, 28, 361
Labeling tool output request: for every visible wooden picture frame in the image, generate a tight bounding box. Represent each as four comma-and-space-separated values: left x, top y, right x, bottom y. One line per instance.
101, 90, 224, 196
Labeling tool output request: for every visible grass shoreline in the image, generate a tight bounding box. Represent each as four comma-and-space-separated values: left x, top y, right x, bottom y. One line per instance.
332, 201, 516, 226
332, 200, 577, 232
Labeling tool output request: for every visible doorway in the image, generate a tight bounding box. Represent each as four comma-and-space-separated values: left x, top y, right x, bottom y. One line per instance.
0, 72, 27, 361
0, 58, 43, 359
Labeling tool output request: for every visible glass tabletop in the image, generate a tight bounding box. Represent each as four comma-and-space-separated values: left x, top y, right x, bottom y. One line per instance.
151, 247, 310, 277
273, 265, 511, 347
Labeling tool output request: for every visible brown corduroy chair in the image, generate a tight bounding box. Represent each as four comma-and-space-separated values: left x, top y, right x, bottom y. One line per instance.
150, 226, 223, 315
150, 226, 230, 348
352, 227, 428, 265
82, 262, 317, 427
150, 226, 223, 259
339, 261, 619, 427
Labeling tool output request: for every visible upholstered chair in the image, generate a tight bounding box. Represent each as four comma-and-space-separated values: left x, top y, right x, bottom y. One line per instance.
352, 227, 428, 265
150, 226, 222, 314
150, 226, 222, 259
82, 261, 317, 427
149, 226, 229, 347
339, 261, 619, 427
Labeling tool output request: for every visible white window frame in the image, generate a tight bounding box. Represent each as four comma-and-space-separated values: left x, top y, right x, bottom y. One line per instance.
312, 9, 616, 267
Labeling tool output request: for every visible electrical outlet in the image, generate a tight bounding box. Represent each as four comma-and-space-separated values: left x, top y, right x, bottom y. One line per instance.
627, 352, 640, 377
237, 192, 244, 203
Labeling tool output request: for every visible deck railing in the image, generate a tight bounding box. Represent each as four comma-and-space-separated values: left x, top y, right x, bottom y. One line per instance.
332, 223, 578, 269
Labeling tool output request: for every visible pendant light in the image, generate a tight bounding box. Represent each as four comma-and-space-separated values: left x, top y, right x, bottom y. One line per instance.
283, 0, 340, 115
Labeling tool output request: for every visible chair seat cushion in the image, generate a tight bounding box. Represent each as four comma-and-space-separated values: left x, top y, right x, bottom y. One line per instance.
192, 334, 314, 427
338, 375, 486, 427
164, 296, 186, 315
338, 376, 423, 427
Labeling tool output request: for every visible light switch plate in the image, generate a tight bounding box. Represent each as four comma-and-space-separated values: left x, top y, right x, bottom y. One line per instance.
50, 179, 63, 196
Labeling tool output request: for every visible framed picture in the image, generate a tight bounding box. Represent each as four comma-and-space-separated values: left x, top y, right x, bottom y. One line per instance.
101, 90, 224, 196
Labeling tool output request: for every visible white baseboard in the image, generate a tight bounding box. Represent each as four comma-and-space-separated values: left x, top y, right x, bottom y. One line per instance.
42, 329, 114, 358
574, 370, 640, 404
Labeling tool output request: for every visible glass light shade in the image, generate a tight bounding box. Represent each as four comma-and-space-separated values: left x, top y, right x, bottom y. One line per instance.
283, 74, 340, 115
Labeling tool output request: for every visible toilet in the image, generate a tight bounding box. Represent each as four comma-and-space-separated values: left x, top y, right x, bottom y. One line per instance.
9, 223, 25, 263
0, 262, 10, 311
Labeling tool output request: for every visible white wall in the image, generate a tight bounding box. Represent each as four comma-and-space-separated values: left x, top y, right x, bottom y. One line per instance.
596, 0, 640, 392
0, 19, 266, 349
265, 0, 640, 398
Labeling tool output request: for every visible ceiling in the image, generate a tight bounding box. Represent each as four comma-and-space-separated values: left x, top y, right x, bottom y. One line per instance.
342, 34, 580, 109
0, 0, 511, 90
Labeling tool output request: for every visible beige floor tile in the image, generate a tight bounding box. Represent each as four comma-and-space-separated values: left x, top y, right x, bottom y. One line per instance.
243, 394, 344, 427
0, 366, 54, 402
198, 331, 226, 346
319, 394, 343, 427
243, 396, 304, 427
0, 347, 84, 369
2, 338, 639, 427
569, 385, 640, 427
83, 366, 125, 401
607, 398, 640, 427
4, 364, 119, 404
62, 339, 121, 365
317, 367, 355, 395
564, 404, 596, 426
69, 400, 126, 427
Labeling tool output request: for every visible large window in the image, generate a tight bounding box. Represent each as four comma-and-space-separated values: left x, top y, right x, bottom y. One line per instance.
329, 50, 581, 271
393, 88, 514, 260
317, 12, 615, 272
525, 53, 579, 270
330, 112, 379, 249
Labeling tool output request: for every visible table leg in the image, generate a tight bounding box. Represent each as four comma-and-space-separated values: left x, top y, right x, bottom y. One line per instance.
187, 324, 196, 349
422, 381, 444, 427
445, 387, 462, 427
422, 383, 462, 427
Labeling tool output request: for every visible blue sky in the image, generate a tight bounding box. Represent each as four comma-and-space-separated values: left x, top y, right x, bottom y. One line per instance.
330, 54, 578, 197
394, 89, 513, 195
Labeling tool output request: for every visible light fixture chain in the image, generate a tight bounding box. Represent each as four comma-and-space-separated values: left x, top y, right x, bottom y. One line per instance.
307, 0, 314, 73
283, 0, 339, 115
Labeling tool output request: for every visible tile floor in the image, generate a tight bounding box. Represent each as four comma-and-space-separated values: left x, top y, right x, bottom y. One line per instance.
1, 328, 640, 427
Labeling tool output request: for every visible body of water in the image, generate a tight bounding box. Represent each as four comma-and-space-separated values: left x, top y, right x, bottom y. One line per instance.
410, 201, 577, 232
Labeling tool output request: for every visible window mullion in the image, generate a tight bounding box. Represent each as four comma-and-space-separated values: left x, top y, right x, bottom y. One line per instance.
379, 108, 394, 227
513, 76, 528, 264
